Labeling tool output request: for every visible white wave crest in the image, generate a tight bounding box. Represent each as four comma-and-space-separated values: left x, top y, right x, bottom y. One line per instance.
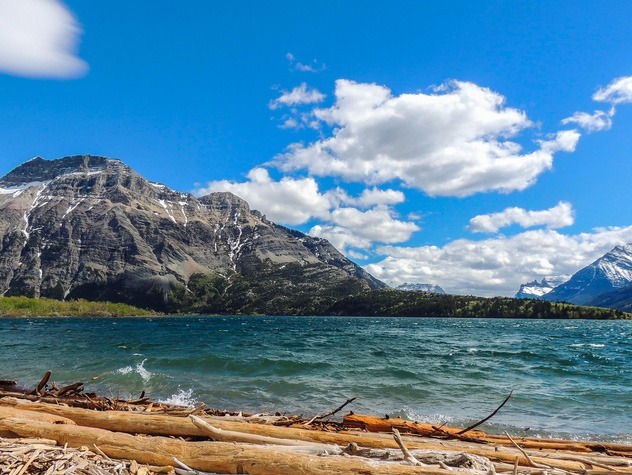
116, 358, 153, 382
158, 388, 197, 407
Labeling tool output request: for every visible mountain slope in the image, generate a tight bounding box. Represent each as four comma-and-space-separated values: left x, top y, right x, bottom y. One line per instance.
543, 244, 632, 305
587, 282, 632, 311
0, 155, 384, 312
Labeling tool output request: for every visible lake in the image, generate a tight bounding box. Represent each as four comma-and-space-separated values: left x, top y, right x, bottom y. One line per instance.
1, 316, 630, 442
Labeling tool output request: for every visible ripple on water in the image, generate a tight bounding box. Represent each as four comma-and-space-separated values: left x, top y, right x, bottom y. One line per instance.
1, 316, 631, 441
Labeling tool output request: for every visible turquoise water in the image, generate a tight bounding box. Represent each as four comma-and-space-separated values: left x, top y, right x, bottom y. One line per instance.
1, 316, 631, 442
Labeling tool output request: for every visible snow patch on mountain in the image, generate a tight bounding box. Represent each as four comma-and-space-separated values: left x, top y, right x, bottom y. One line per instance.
515, 274, 571, 299
396, 283, 445, 294
543, 244, 632, 305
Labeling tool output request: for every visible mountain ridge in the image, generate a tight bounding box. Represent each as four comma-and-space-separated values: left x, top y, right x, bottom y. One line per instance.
396, 283, 445, 293
0, 155, 384, 312
515, 275, 571, 299
543, 244, 632, 305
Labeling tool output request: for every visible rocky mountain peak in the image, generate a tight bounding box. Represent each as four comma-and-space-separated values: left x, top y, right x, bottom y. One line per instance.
396, 283, 445, 293
543, 244, 632, 305
0, 155, 384, 312
0, 155, 119, 187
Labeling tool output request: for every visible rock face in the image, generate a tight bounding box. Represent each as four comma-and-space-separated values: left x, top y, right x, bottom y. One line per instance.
395, 283, 445, 294
543, 244, 632, 305
515, 275, 570, 299
0, 156, 384, 312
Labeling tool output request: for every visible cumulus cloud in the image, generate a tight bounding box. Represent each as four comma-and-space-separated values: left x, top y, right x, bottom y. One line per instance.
309, 225, 373, 251
275, 79, 580, 197
0, 0, 87, 78
269, 83, 325, 110
562, 109, 614, 132
194, 168, 331, 225
352, 188, 406, 207
328, 207, 419, 244
593, 76, 632, 104
469, 201, 575, 233
366, 226, 632, 296
306, 207, 419, 253
326, 187, 406, 208
193, 168, 418, 250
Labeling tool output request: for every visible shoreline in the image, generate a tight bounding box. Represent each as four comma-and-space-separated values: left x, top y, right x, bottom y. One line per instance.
1, 384, 631, 475
3, 313, 632, 320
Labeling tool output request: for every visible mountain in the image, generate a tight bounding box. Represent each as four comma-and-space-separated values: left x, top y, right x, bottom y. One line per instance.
396, 283, 445, 293
587, 282, 632, 312
0, 155, 384, 313
515, 275, 570, 299
543, 244, 632, 305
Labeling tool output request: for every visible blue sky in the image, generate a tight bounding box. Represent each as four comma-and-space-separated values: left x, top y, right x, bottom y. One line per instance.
1, 0, 632, 296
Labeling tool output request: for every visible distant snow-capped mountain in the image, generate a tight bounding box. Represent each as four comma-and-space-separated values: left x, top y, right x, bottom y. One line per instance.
543, 244, 632, 305
396, 283, 445, 294
515, 275, 570, 299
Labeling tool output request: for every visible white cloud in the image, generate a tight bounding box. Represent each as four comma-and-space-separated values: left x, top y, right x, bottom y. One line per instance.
286, 52, 326, 73
326, 187, 406, 208
269, 83, 325, 110
351, 188, 406, 207
469, 201, 575, 233
193, 168, 417, 251
593, 76, 632, 104
347, 250, 368, 260
0, 0, 87, 78
308, 207, 419, 252
366, 226, 632, 296
562, 109, 614, 132
329, 207, 419, 244
194, 168, 331, 225
309, 225, 373, 251
276, 79, 580, 197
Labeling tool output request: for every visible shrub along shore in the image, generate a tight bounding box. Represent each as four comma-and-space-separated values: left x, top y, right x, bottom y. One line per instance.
0, 296, 153, 317
1, 292, 630, 319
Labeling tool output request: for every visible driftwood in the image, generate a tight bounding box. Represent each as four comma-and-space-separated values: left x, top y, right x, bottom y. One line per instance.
304, 396, 358, 426
2, 399, 624, 473
0, 416, 456, 475
32, 370, 51, 395
344, 412, 489, 439
393, 428, 425, 466
1, 374, 632, 475
189, 414, 341, 453
343, 412, 632, 455
458, 390, 513, 435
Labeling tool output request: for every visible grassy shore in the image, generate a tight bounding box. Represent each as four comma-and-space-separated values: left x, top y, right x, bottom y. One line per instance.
0, 296, 153, 317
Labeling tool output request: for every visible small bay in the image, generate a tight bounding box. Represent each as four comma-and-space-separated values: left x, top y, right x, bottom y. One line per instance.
1, 316, 630, 443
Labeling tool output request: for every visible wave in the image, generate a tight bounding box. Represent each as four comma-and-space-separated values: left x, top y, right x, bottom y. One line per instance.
116, 358, 153, 382
158, 388, 197, 407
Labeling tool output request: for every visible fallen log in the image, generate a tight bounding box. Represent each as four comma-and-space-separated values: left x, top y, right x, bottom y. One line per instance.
189, 414, 342, 453
343, 413, 632, 454
0, 398, 596, 472
344, 412, 487, 438
0, 405, 76, 436
0, 417, 457, 475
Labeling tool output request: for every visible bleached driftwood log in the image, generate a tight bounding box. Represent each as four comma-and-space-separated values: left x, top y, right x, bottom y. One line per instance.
0, 416, 457, 475
0, 404, 76, 438
0, 400, 598, 473
189, 415, 342, 455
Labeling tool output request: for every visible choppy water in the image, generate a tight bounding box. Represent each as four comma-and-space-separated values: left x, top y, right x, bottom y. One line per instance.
1, 316, 630, 442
